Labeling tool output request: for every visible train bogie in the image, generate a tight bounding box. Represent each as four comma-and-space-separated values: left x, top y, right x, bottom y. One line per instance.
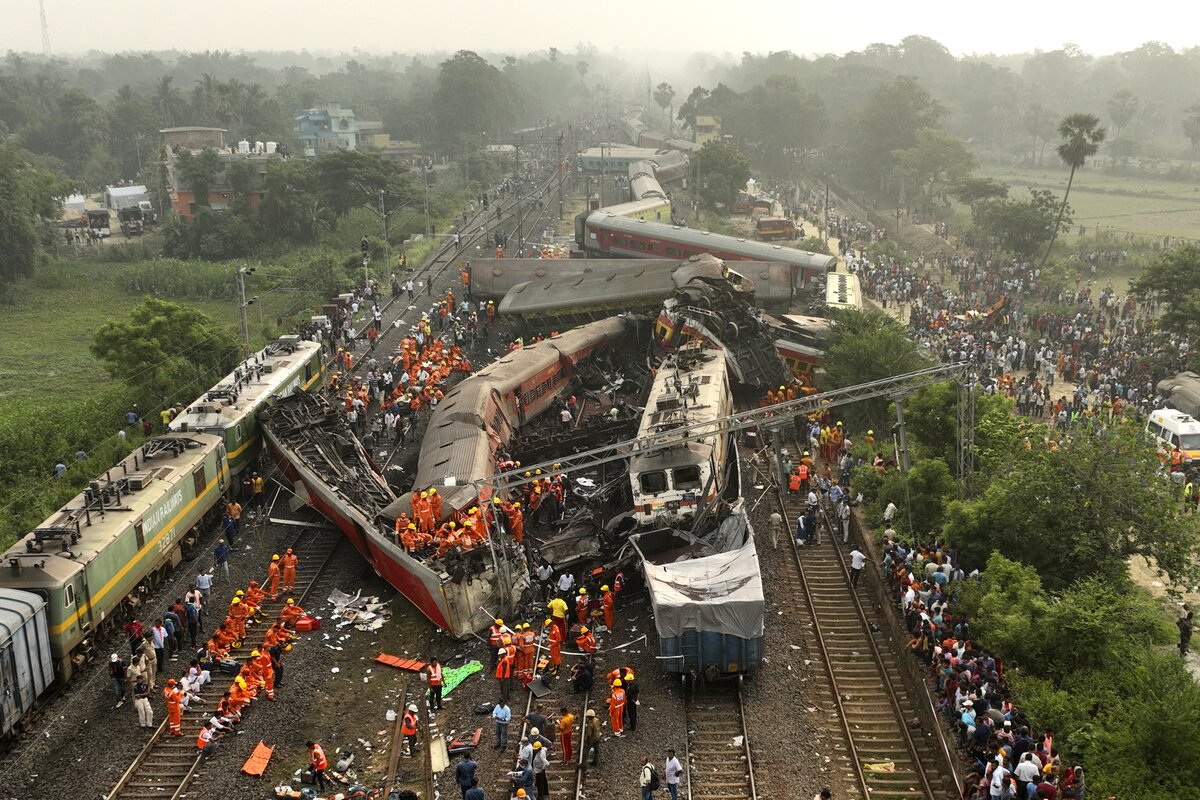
0, 589, 54, 739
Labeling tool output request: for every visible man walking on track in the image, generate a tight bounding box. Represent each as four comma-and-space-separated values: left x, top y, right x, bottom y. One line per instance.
427, 657, 444, 710
557, 705, 575, 763
281, 548, 298, 593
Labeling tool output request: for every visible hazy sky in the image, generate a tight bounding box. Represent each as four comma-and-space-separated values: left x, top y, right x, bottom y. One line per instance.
6, 0, 1198, 58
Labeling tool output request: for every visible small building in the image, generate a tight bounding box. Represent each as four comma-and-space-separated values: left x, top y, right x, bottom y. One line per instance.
160, 127, 278, 221
295, 102, 358, 154
693, 116, 721, 146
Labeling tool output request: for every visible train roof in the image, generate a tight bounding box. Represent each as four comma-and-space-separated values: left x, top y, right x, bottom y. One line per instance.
825, 271, 861, 309
579, 146, 661, 160
498, 255, 734, 316
639, 526, 763, 639
602, 196, 670, 218
0, 432, 223, 585
0, 588, 47, 643
170, 337, 321, 434
586, 212, 837, 272
631, 349, 729, 471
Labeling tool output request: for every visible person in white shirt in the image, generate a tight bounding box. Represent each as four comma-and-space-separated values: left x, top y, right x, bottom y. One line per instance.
664, 749, 683, 800
556, 571, 576, 598
883, 501, 898, 523
849, 548, 869, 586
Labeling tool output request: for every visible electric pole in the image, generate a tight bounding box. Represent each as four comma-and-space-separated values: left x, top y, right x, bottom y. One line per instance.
379, 189, 389, 278
557, 133, 564, 220
235, 267, 257, 359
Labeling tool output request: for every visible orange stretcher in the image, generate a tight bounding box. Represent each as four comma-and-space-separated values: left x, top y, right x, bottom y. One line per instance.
374, 653, 428, 672
242, 740, 274, 776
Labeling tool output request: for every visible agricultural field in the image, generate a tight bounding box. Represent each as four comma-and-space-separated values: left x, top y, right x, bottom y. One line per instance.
978, 162, 1200, 241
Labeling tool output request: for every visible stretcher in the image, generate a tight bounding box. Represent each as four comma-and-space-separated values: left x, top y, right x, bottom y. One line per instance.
242, 740, 274, 776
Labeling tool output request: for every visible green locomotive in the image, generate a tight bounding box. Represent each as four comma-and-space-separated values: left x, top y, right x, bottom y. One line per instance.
0, 433, 227, 680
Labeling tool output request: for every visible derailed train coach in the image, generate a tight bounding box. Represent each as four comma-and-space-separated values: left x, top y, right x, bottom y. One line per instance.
633, 505, 764, 679
0, 589, 54, 739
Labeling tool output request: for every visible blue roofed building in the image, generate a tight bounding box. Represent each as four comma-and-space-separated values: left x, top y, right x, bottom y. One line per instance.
295, 102, 358, 154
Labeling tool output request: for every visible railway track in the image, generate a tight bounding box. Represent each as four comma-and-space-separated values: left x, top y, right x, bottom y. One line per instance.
106, 524, 342, 800
772, 433, 957, 800
683, 681, 756, 800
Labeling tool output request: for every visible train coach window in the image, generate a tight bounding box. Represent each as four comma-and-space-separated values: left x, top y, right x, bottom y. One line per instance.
193, 466, 208, 495
673, 466, 702, 490
135, 522, 145, 550
666, 247, 682, 258
64, 584, 75, 608
639, 472, 668, 495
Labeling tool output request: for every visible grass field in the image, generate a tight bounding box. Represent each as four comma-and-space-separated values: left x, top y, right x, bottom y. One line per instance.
978, 163, 1200, 240
0, 260, 300, 402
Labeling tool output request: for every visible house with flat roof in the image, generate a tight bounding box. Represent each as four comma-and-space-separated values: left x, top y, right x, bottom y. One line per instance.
295, 102, 358, 153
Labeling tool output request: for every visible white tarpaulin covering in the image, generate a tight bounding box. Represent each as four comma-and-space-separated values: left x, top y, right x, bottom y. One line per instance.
640, 532, 765, 640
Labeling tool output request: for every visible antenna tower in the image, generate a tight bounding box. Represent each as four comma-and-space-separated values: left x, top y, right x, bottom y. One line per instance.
39, 0, 52, 55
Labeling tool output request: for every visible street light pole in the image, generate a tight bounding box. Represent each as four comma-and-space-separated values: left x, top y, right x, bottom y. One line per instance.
235, 266, 257, 359
379, 190, 389, 280
423, 166, 431, 240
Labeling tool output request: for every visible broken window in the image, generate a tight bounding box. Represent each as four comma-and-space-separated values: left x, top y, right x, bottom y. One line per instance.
673, 466, 702, 490
639, 471, 667, 495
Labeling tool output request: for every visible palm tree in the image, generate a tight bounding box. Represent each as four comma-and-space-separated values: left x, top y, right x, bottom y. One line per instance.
154, 75, 182, 126
1040, 113, 1106, 269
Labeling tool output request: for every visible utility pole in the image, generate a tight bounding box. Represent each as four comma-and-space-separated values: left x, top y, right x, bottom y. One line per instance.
556, 133, 564, 220
422, 165, 431, 239
824, 183, 830, 243
379, 190, 389, 278
235, 267, 257, 359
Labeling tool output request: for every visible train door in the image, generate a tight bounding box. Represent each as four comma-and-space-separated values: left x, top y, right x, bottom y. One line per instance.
0, 642, 19, 734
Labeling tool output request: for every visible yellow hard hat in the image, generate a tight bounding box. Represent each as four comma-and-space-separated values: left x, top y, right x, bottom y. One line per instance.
626, 671, 634, 681
495, 618, 504, 626
429, 488, 437, 495
613, 678, 623, 687
512, 502, 521, 509
420, 490, 428, 498
601, 585, 610, 591
544, 618, 552, 626
579, 588, 587, 595
803, 451, 810, 456
779, 386, 785, 391
580, 626, 588, 634
534, 469, 542, 475
524, 471, 532, 477
286, 599, 294, 605
231, 598, 241, 604
235, 590, 244, 596
533, 741, 542, 750
449, 522, 457, 529
868, 429, 874, 435
469, 507, 478, 514
272, 554, 280, 561
514, 461, 521, 467
552, 463, 561, 469
408, 523, 417, 530
517, 791, 527, 798
251, 649, 261, 657
285, 644, 293, 652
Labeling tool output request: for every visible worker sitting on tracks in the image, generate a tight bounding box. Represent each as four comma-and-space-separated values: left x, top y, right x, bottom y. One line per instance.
279, 598, 305, 628
212, 620, 237, 650
251, 649, 276, 700
575, 588, 590, 625
217, 692, 243, 724
244, 580, 266, 610
281, 548, 299, 593
267, 554, 282, 600
607, 679, 626, 736
400, 522, 421, 553
544, 618, 563, 675
575, 626, 597, 655
228, 675, 254, 711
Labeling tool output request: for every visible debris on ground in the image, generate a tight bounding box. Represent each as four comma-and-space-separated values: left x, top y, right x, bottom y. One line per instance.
327, 588, 393, 631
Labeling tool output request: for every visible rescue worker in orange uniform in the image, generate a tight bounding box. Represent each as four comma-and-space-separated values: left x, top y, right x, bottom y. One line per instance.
163, 678, 184, 735
227, 597, 247, 641
575, 588, 589, 625
575, 626, 597, 654
496, 637, 516, 701
281, 548, 298, 593
254, 649, 276, 700
507, 502, 524, 543
244, 580, 265, 609
519, 623, 536, 687
544, 618, 563, 674
427, 657, 444, 710
601, 585, 614, 632
487, 618, 508, 670
413, 491, 434, 534
607, 678, 626, 736
428, 487, 443, 522
280, 598, 304, 628
266, 554, 281, 600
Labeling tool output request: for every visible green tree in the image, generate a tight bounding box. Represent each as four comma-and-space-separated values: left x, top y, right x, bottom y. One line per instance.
161, 207, 256, 261
312, 149, 414, 226
950, 176, 1009, 208
1107, 89, 1140, 137
1023, 102, 1057, 165
739, 75, 827, 175
653, 82, 676, 134
175, 147, 223, 209
0, 143, 75, 291
434, 51, 517, 152
692, 139, 751, 208
1182, 104, 1200, 160
1040, 113, 1106, 268
1131, 244, 1200, 347
943, 424, 1200, 589
844, 76, 945, 188
823, 308, 929, 423
972, 188, 1068, 257
91, 297, 239, 402
890, 126, 978, 209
